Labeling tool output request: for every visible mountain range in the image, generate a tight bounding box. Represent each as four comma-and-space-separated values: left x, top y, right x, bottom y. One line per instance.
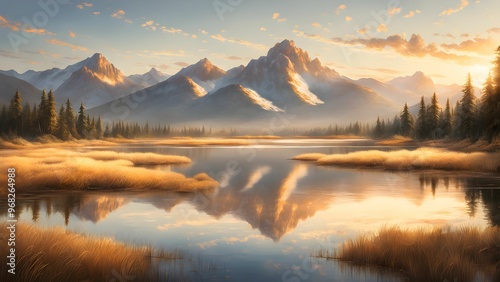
0, 40, 473, 128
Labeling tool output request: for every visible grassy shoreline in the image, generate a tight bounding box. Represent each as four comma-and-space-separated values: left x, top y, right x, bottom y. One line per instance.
316, 226, 500, 282
0, 223, 184, 281
294, 147, 500, 172
0, 147, 219, 194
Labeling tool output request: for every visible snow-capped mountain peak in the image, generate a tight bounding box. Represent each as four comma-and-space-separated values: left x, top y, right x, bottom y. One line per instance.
177, 58, 226, 82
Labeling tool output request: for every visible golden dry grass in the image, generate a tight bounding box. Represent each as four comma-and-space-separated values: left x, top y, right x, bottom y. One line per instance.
294, 148, 500, 172
327, 226, 500, 282
0, 148, 217, 193
292, 153, 327, 161
15, 148, 192, 165
0, 223, 182, 282
376, 135, 416, 146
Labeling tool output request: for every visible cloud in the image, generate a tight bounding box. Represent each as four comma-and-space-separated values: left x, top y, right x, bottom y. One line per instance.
311, 22, 330, 32
487, 27, 500, 34
330, 33, 476, 65
441, 37, 498, 55
388, 7, 401, 16
210, 34, 267, 50
111, 9, 125, 18
76, 2, 93, 9
200, 29, 208, 35
272, 12, 287, 23
433, 33, 456, 39
345, 16, 352, 22
46, 38, 88, 51
175, 62, 189, 67
92, 11, 100, 15
148, 50, 187, 57
377, 24, 388, 32
227, 55, 244, 61
160, 26, 182, 34
0, 15, 20, 31
440, 0, 469, 16
260, 27, 267, 31
0, 15, 52, 35
404, 11, 415, 18
335, 4, 346, 15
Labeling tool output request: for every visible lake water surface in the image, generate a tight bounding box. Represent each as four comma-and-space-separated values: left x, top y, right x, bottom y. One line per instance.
3, 139, 500, 281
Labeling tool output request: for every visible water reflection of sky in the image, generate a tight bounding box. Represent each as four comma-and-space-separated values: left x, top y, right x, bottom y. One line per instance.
2, 140, 499, 281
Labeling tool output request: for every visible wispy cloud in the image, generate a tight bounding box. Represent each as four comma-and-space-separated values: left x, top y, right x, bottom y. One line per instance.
69, 31, 76, 38
441, 37, 498, 55
210, 34, 267, 50
76, 2, 93, 9
388, 7, 401, 16
345, 16, 353, 22
272, 12, 287, 23
335, 4, 346, 15
330, 33, 476, 65
0, 15, 53, 35
174, 62, 189, 67
404, 10, 421, 18
92, 11, 100, 15
440, 0, 469, 16
111, 9, 132, 23
46, 38, 88, 51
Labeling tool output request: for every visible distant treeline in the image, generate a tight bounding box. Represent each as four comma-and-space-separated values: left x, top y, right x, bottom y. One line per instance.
0, 90, 240, 139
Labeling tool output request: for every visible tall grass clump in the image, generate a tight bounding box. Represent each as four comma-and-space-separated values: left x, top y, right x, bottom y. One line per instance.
328, 226, 500, 282
0, 223, 185, 282
294, 148, 500, 172
0, 155, 217, 193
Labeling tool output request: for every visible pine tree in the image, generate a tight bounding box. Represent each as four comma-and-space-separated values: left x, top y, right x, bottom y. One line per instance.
400, 103, 414, 137
8, 90, 23, 134
485, 46, 500, 140
457, 73, 476, 139
31, 103, 39, 135
374, 116, 383, 138
22, 103, 32, 136
96, 116, 103, 139
76, 103, 88, 138
441, 98, 453, 136
56, 105, 70, 140
0, 105, 8, 134
46, 90, 58, 135
39, 90, 47, 133
427, 92, 441, 139
416, 96, 428, 139
479, 73, 494, 137
65, 99, 78, 138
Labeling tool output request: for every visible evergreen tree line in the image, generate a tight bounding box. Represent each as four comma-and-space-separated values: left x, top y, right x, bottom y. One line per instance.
0, 90, 105, 140
373, 46, 500, 142
0, 90, 238, 139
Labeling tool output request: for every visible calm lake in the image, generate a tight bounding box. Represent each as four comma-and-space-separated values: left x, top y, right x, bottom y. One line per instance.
3, 139, 500, 281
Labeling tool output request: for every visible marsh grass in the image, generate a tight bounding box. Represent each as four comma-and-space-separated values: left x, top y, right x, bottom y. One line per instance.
294, 148, 500, 172
0, 148, 217, 193
316, 226, 500, 282
0, 223, 185, 282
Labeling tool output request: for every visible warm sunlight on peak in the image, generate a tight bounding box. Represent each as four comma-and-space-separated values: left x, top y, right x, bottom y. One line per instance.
470, 64, 490, 86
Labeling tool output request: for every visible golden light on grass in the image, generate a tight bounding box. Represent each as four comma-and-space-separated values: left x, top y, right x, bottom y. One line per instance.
294, 148, 500, 172
319, 226, 500, 282
0, 148, 218, 193
0, 223, 182, 281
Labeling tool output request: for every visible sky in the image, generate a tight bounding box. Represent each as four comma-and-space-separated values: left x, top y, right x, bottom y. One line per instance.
0, 0, 499, 86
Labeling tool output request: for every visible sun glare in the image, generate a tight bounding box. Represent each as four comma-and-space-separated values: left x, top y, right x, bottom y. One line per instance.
470, 64, 490, 86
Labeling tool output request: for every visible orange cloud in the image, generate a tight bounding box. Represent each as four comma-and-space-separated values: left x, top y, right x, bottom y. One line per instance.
76, 2, 93, 9
210, 34, 267, 50
440, 0, 469, 16
0, 15, 52, 35
335, 4, 346, 15
330, 33, 476, 65
69, 31, 76, 38
441, 37, 498, 55
46, 38, 88, 51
